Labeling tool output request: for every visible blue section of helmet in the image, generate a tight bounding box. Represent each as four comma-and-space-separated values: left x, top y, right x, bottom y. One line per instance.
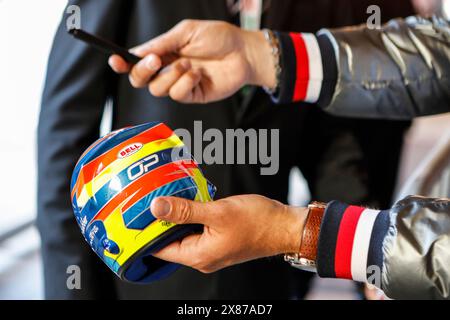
123, 177, 198, 230
207, 180, 217, 199
84, 220, 108, 257
102, 238, 120, 255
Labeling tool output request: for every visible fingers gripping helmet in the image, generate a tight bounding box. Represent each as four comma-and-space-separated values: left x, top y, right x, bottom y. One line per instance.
70, 122, 216, 283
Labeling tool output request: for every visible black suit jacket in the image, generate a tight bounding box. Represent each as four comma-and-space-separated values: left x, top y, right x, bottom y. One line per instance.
38, 0, 413, 299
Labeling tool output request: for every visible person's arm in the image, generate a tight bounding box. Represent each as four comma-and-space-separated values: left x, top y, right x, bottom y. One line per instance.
316, 196, 450, 299
274, 16, 450, 119
38, 0, 128, 298
149, 195, 450, 299
109, 16, 450, 119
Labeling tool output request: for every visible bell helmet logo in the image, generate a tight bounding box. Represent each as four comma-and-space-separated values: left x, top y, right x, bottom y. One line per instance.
118, 143, 143, 159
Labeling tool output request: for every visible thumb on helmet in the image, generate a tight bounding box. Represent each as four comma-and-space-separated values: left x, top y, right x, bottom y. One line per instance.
151, 197, 213, 225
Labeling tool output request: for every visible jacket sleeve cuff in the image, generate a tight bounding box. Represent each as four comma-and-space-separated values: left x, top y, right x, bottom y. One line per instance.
316, 201, 390, 283
271, 31, 337, 106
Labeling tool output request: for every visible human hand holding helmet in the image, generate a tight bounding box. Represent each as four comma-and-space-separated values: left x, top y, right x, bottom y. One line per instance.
108, 20, 277, 103
150, 195, 307, 273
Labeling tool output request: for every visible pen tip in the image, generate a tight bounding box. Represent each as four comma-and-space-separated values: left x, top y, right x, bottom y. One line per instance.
67, 28, 79, 35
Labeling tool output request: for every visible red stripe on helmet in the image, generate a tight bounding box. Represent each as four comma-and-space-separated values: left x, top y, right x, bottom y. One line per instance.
91, 160, 198, 223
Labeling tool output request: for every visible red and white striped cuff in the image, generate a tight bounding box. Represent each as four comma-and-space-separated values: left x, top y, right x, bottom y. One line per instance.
289, 33, 323, 103
271, 31, 337, 106
317, 201, 391, 284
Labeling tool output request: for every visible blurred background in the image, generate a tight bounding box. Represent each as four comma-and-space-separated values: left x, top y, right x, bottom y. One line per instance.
0, 0, 449, 299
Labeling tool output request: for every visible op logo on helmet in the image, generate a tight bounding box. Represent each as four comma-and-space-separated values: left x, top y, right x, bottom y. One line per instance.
127, 154, 160, 181
118, 143, 143, 159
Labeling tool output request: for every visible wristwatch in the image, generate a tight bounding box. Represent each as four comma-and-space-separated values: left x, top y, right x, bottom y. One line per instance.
284, 201, 327, 272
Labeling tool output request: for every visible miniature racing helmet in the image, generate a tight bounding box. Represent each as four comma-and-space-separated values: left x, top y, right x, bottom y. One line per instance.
70, 122, 216, 283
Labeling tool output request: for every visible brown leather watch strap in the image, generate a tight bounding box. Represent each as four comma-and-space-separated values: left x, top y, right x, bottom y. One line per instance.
298, 202, 326, 261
